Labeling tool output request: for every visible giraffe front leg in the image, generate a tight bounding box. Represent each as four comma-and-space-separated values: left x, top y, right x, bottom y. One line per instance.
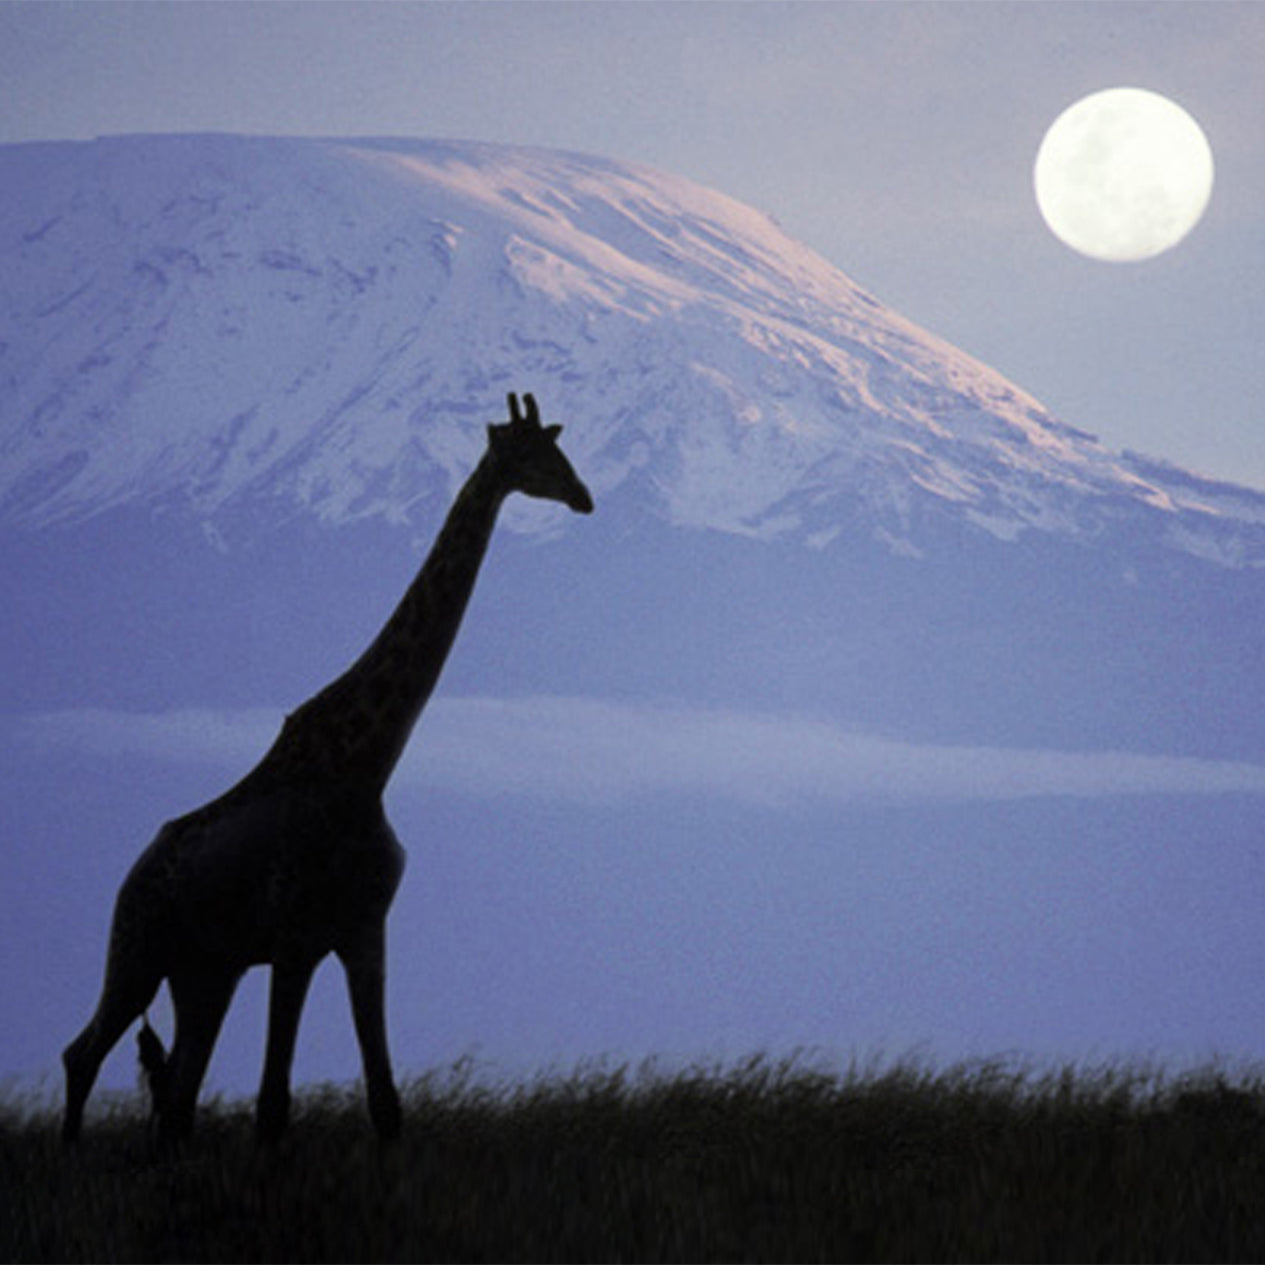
256, 954, 319, 1143
338, 923, 402, 1141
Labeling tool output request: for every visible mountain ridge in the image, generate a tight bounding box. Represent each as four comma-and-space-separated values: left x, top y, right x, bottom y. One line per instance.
2, 133, 1263, 565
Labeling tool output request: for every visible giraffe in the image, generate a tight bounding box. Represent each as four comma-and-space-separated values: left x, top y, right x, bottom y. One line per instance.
61, 392, 594, 1145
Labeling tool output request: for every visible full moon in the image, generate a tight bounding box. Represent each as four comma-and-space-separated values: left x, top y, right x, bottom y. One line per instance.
1034, 87, 1214, 262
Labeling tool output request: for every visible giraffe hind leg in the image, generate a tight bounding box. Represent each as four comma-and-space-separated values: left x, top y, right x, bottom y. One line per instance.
62, 961, 162, 1144
154, 966, 240, 1146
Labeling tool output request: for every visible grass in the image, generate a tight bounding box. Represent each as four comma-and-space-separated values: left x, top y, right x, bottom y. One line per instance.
3, 1053, 1265, 1262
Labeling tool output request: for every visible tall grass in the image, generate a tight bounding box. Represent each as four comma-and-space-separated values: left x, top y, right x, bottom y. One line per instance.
4, 1053, 1265, 1262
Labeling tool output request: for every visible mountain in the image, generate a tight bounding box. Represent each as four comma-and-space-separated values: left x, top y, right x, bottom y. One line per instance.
3, 135, 1264, 1097
3, 133, 1264, 564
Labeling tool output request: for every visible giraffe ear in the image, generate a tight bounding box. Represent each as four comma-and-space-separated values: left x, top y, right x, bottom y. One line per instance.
544, 424, 562, 441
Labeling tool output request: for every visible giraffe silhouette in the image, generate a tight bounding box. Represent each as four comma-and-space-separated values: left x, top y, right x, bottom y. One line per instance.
62, 392, 593, 1145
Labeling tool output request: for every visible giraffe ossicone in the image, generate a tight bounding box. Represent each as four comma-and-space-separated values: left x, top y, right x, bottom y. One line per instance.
61, 392, 593, 1145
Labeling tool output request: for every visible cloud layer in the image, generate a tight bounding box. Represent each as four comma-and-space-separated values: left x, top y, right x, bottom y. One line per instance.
10, 695, 1265, 807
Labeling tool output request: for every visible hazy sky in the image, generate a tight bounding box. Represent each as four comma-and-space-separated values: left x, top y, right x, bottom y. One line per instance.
1, 1, 1262, 490
6, 2, 1265, 1099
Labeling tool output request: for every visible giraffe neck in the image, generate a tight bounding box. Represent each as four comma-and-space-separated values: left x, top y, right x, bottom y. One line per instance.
266, 451, 509, 794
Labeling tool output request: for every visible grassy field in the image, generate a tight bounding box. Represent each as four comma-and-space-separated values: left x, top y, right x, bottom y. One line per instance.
3, 1053, 1265, 1262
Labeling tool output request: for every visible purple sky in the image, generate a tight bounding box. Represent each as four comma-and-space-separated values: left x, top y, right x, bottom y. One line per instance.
3, 2, 1264, 1105
1, 1, 1262, 489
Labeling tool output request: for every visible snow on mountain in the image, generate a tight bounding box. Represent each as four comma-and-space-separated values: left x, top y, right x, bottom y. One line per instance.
2, 133, 1263, 563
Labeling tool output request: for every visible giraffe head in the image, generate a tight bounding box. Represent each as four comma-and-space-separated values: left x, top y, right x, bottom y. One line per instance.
487, 393, 594, 514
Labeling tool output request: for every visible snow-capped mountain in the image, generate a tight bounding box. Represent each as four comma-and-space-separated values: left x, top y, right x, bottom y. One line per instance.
4, 136, 1265, 1099
3, 133, 1263, 563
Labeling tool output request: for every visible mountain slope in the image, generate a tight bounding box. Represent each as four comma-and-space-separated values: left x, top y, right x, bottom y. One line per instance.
2, 133, 1263, 563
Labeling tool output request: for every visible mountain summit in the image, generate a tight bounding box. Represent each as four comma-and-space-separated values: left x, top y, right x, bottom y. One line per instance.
2, 133, 1263, 563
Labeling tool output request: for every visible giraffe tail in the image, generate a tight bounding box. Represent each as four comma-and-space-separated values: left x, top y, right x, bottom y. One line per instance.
137, 1013, 168, 1109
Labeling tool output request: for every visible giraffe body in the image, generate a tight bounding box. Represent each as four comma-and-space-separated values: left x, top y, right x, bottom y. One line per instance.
62, 393, 592, 1145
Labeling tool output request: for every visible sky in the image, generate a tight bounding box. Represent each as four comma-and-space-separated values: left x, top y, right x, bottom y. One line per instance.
4, 1, 1265, 1107
1, 0, 1263, 490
